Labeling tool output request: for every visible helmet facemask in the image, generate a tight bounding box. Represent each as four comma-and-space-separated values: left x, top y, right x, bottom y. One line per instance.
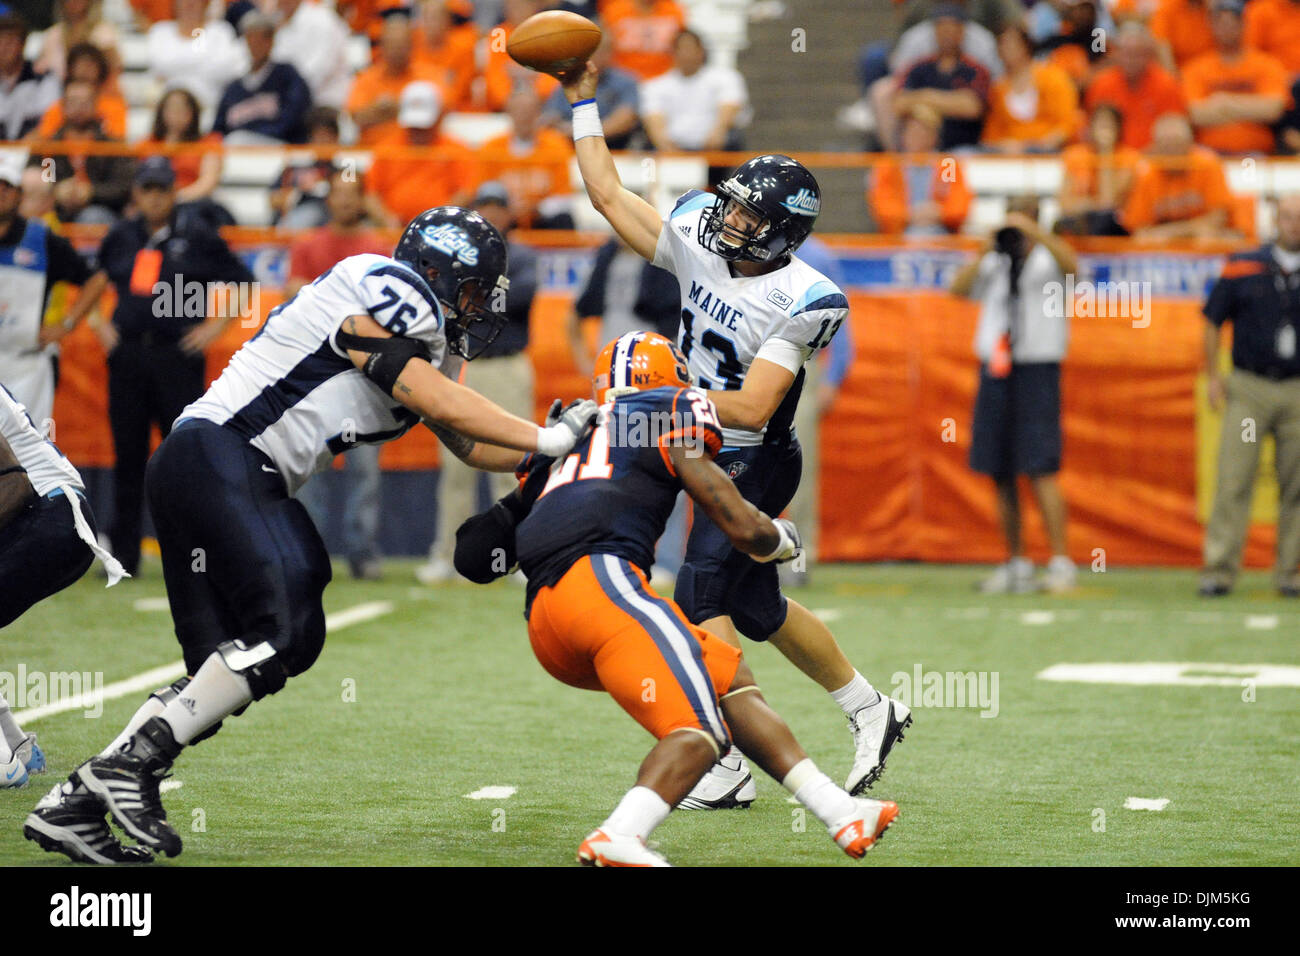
443, 273, 510, 360
700, 192, 775, 263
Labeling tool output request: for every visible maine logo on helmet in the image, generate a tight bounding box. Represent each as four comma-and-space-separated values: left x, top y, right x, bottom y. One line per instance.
420, 222, 480, 266
782, 187, 820, 217
592, 331, 692, 405
699, 154, 820, 264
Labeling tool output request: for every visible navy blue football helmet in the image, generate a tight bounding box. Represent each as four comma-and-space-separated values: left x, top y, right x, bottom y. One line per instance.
699, 154, 821, 264
394, 207, 509, 359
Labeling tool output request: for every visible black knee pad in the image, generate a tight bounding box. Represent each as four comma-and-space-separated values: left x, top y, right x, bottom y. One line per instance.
216, 638, 287, 700
727, 564, 789, 642
150, 676, 191, 707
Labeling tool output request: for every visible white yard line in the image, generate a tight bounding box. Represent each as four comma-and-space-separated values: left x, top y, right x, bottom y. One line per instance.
463, 786, 516, 800
15, 601, 395, 724
1124, 797, 1169, 811
132, 597, 171, 612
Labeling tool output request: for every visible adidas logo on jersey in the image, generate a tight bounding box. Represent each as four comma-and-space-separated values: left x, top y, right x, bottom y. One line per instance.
782, 188, 820, 216
420, 224, 479, 265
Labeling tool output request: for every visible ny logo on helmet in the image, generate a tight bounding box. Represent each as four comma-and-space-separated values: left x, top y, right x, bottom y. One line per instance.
782, 188, 820, 216
421, 223, 480, 265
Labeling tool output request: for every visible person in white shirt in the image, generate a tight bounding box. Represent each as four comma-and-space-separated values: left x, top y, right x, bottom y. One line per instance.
145, 0, 247, 109
271, 0, 353, 111
950, 197, 1079, 595
640, 28, 749, 152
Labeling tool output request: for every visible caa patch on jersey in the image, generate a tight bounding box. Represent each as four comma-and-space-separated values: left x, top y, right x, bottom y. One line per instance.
421, 223, 480, 265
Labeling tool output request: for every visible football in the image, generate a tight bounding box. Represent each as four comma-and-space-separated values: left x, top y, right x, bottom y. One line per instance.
506, 10, 602, 80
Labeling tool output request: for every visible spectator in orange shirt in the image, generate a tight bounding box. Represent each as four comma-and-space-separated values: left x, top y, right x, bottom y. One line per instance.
1121, 112, 1235, 239
981, 24, 1080, 153
365, 81, 476, 227
1182, 0, 1288, 156
1083, 22, 1186, 150
1244, 0, 1300, 74
479, 85, 575, 229
1056, 104, 1142, 235
1150, 0, 1217, 72
413, 0, 479, 112
474, 0, 557, 113
29, 42, 127, 141
148, 87, 222, 205
336, 0, 388, 41
346, 7, 445, 146
602, 0, 686, 80
868, 102, 972, 235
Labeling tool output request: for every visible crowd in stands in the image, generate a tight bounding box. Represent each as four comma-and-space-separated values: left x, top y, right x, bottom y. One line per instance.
857, 0, 1300, 238
0, 0, 750, 231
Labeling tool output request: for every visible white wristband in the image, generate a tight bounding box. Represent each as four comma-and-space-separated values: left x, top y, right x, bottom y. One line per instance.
535, 423, 572, 458
571, 99, 603, 141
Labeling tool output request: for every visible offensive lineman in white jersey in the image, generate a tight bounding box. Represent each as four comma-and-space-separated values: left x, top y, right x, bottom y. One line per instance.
1, 384, 128, 820
24, 207, 598, 863
560, 63, 912, 807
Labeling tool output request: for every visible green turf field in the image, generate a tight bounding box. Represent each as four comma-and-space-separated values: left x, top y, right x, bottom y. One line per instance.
2, 560, 1297, 867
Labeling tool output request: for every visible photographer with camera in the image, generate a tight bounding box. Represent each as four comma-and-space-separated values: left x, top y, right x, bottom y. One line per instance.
951, 196, 1079, 594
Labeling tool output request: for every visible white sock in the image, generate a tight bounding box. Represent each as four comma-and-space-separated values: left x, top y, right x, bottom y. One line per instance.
0, 692, 25, 750
602, 786, 671, 840
830, 671, 880, 717
158, 653, 253, 746
782, 758, 858, 829
101, 694, 167, 756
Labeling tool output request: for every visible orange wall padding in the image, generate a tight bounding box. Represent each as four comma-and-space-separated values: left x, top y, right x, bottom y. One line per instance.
49, 288, 1275, 568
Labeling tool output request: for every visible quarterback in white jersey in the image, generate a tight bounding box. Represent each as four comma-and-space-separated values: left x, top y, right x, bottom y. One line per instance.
653, 188, 848, 448
24, 208, 598, 864
561, 64, 913, 809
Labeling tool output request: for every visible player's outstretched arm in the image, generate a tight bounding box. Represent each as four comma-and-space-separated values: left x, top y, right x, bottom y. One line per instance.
671, 445, 800, 562
706, 357, 797, 433
562, 61, 663, 262
339, 314, 594, 458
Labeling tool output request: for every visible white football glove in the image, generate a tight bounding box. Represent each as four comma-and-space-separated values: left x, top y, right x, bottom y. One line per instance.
754, 517, 802, 564
536, 398, 598, 457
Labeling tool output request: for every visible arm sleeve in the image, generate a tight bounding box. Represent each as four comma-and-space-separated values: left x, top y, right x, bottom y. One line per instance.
1203, 271, 1236, 327
652, 189, 713, 273
353, 262, 444, 343
822, 312, 854, 388
655, 387, 723, 476
44, 231, 93, 286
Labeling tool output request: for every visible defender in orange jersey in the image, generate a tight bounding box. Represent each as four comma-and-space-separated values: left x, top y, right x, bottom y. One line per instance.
453, 332, 901, 866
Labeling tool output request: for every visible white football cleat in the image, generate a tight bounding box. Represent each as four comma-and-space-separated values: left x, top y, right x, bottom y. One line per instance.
830, 797, 899, 859
2, 750, 28, 789
845, 695, 912, 795
577, 829, 671, 867
676, 748, 756, 810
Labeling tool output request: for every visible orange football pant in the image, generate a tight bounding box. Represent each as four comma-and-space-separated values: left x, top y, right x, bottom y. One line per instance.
527, 553, 741, 752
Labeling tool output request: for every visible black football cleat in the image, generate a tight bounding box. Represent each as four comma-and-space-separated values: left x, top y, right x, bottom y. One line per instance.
24, 779, 155, 864
74, 717, 184, 858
